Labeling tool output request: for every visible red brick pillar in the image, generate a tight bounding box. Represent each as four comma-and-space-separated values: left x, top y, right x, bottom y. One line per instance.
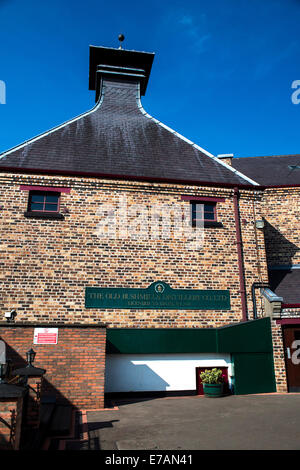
271, 320, 288, 392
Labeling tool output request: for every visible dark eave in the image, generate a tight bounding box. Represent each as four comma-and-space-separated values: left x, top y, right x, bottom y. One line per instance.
0, 165, 259, 190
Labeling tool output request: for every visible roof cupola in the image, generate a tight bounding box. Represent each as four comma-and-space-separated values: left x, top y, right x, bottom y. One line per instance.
89, 41, 155, 102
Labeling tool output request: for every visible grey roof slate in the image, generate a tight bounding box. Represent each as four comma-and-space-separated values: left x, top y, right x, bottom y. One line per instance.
232, 154, 300, 186
269, 269, 300, 304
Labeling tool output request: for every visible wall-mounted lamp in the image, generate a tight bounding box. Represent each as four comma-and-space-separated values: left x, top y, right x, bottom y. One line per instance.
26, 348, 36, 367
12, 349, 46, 381
61, 206, 70, 214
255, 219, 265, 229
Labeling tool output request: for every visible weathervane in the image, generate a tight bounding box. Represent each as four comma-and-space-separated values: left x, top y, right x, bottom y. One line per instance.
118, 34, 125, 49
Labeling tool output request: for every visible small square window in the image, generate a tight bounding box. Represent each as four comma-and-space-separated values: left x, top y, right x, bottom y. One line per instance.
28, 191, 60, 213
191, 202, 217, 227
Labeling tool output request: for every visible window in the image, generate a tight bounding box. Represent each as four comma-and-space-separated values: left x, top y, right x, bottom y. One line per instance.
24, 190, 64, 219
181, 195, 224, 228
28, 191, 60, 212
191, 202, 216, 227
189, 202, 223, 228
20, 185, 70, 220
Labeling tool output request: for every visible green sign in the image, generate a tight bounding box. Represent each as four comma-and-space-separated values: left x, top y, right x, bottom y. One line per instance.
85, 282, 230, 310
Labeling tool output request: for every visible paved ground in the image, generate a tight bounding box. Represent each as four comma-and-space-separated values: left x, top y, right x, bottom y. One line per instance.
85, 394, 300, 450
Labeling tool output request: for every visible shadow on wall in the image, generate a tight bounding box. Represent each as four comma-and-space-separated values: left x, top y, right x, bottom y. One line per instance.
86, 419, 119, 450
4, 343, 77, 409
105, 360, 170, 394
268, 270, 290, 291
64, 419, 119, 450
0, 342, 78, 450
6, 343, 77, 410
264, 220, 300, 266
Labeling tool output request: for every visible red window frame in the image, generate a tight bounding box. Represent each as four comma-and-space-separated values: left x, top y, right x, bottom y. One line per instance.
191, 202, 217, 226
28, 191, 61, 213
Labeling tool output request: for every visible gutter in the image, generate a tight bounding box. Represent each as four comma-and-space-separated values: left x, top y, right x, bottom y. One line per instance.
281, 303, 300, 309
4, 166, 300, 190
0, 166, 262, 190
233, 187, 248, 322
261, 184, 300, 189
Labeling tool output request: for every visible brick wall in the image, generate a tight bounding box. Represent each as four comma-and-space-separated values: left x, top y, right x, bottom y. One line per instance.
262, 187, 300, 392
263, 187, 300, 267
270, 320, 288, 392
0, 172, 268, 328
1, 171, 284, 394
0, 325, 106, 409
238, 195, 269, 319
281, 307, 300, 318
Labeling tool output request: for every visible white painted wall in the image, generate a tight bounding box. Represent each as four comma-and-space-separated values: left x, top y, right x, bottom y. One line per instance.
105, 353, 232, 393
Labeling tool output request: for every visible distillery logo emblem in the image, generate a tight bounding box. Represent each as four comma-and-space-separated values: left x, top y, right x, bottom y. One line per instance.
291, 80, 300, 105
0, 80, 6, 104
95, 195, 205, 249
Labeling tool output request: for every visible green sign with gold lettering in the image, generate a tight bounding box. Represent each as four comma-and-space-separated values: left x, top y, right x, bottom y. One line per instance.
85, 282, 230, 310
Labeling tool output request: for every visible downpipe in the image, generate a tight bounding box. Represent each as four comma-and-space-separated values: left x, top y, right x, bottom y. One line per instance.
233, 187, 248, 322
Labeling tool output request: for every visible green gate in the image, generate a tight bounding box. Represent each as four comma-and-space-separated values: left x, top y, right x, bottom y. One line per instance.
106, 317, 276, 395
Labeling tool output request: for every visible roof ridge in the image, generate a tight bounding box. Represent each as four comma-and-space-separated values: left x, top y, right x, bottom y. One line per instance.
234, 154, 300, 160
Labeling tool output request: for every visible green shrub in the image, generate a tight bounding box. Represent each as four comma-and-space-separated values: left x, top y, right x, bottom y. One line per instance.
200, 368, 223, 384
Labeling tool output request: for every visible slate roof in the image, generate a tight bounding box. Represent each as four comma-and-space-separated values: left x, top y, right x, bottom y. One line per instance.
0, 47, 256, 187
232, 154, 300, 186
269, 269, 300, 304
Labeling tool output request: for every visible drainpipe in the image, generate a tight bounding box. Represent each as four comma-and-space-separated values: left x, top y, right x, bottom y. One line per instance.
233, 187, 248, 322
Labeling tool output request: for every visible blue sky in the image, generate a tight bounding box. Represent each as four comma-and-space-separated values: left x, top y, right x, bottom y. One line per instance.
0, 0, 300, 157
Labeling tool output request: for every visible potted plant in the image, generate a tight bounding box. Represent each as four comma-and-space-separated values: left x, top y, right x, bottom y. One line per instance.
200, 368, 224, 398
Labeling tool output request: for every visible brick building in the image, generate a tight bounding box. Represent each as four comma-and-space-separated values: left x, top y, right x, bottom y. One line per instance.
0, 43, 293, 409
232, 155, 300, 393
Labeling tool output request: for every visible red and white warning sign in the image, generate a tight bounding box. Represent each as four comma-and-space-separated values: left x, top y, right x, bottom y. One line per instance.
33, 328, 58, 345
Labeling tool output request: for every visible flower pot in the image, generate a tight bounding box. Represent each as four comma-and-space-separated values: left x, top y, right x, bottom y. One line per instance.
203, 383, 224, 398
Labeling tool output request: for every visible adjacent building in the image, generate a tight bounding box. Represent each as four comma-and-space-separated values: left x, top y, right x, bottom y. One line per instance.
232, 154, 300, 392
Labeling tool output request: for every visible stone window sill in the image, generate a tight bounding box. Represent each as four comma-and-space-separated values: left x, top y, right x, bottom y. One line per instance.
192, 221, 224, 228
24, 211, 65, 220
204, 221, 223, 228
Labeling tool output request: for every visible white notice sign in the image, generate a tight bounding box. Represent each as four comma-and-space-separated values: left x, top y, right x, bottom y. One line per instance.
33, 328, 58, 345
